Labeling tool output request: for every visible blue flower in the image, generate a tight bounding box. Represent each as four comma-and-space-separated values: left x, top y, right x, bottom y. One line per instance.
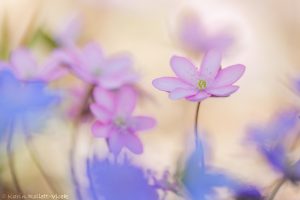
0, 69, 59, 137
248, 109, 300, 183
181, 138, 237, 200
87, 157, 159, 200
233, 187, 264, 200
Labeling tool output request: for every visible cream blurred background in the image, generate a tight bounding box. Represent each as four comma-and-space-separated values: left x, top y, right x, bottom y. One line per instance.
0, 0, 300, 199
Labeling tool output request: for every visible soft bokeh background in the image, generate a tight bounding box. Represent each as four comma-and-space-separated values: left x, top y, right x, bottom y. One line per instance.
1, 0, 300, 199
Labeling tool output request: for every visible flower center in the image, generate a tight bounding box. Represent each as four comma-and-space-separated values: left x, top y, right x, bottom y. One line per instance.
197, 80, 207, 90
114, 117, 126, 127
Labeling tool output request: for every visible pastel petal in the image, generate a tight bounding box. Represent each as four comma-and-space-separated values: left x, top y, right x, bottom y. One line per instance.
11, 48, 38, 79
170, 56, 198, 85
199, 50, 221, 79
104, 54, 132, 76
82, 42, 104, 68
152, 77, 193, 92
124, 134, 143, 154
91, 122, 111, 138
211, 64, 245, 88
169, 88, 198, 100
93, 87, 115, 111
115, 87, 137, 116
129, 116, 156, 131
109, 133, 123, 155
186, 91, 211, 101
90, 103, 112, 122
206, 85, 239, 96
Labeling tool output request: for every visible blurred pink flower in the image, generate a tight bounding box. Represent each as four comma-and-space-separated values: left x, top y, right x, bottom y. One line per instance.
91, 87, 156, 155
178, 14, 234, 53
153, 50, 245, 102
65, 42, 138, 89
7, 48, 67, 81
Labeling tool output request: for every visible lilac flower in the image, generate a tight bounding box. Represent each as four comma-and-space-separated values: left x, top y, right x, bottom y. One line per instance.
153, 50, 245, 101
248, 109, 300, 183
6, 48, 67, 81
90, 86, 156, 155
63, 42, 138, 89
0, 69, 59, 136
178, 14, 234, 54
87, 157, 159, 200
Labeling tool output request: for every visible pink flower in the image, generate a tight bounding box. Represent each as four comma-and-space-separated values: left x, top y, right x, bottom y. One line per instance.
90, 87, 156, 155
65, 42, 138, 89
152, 50, 245, 102
178, 14, 234, 53
7, 48, 67, 81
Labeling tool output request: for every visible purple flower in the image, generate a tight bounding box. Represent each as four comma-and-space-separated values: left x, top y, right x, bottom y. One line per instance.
5, 48, 67, 81
63, 42, 138, 89
248, 109, 300, 183
178, 14, 234, 54
87, 157, 159, 200
153, 50, 245, 101
234, 187, 264, 200
90, 86, 156, 155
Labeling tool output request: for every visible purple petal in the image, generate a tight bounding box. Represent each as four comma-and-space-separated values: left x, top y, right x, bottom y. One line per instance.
206, 85, 239, 96
91, 122, 111, 138
129, 116, 156, 131
10, 48, 38, 79
199, 50, 221, 79
115, 87, 137, 116
90, 103, 112, 122
93, 87, 115, 111
169, 88, 197, 100
211, 64, 245, 88
152, 77, 193, 92
124, 134, 143, 154
109, 133, 123, 155
170, 56, 198, 85
186, 91, 210, 101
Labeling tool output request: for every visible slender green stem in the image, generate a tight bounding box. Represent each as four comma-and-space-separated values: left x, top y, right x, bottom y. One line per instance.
22, 119, 59, 194
6, 119, 23, 193
194, 102, 205, 166
267, 178, 286, 200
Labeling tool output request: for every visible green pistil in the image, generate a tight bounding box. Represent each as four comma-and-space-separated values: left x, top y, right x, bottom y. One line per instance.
197, 80, 207, 90
114, 117, 126, 127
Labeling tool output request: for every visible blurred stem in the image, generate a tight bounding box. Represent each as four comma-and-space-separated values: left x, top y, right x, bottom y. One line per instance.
267, 178, 286, 200
22, 119, 59, 194
29, 28, 58, 50
69, 85, 94, 200
6, 119, 23, 194
194, 102, 205, 166
0, 12, 10, 59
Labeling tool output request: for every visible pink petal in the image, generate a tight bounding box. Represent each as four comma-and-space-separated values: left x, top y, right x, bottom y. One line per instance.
109, 133, 123, 155
99, 71, 137, 89
169, 88, 198, 100
199, 50, 221, 79
104, 54, 132, 76
91, 121, 111, 138
206, 85, 239, 96
186, 91, 211, 101
82, 42, 104, 68
124, 134, 143, 154
93, 87, 115, 111
10, 48, 38, 79
210, 64, 245, 88
152, 77, 193, 92
115, 87, 137, 116
90, 103, 112, 122
129, 116, 156, 131
170, 56, 198, 85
